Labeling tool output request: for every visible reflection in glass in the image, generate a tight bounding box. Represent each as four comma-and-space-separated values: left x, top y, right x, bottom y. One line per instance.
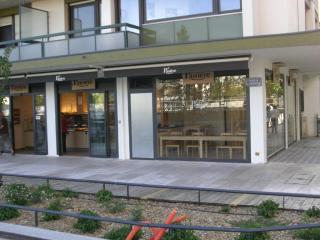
220, 0, 241, 12
121, 0, 140, 26
71, 4, 95, 36
156, 73, 247, 160
88, 93, 106, 156
266, 70, 285, 156
34, 94, 47, 154
146, 0, 213, 21
107, 91, 117, 157
0, 97, 11, 152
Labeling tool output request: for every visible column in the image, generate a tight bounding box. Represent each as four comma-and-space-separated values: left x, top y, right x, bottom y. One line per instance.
249, 58, 269, 164
242, 0, 254, 36
116, 77, 130, 160
45, 82, 58, 157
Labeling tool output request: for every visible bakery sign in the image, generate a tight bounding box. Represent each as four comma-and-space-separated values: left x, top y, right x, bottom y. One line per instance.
10, 83, 29, 95
183, 72, 214, 85
72, 80, 96, 91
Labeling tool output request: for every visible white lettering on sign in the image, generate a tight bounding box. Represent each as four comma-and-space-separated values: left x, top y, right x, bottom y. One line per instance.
246, 77, 263, 87
163, 67, 177, 75
56, 75, 66, 82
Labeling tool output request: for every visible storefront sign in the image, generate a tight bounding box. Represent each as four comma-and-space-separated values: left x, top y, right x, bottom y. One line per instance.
183, 72, 214, 85
10, 84, 29, 95
163, 67, 177, 75
72, 80, 96, 91
246, 77, 262, 87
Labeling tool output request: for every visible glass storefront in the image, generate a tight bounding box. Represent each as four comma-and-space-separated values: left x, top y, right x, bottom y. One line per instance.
156, 72, 248, 161
266, 70, 285, 156
58, 79, 117, 158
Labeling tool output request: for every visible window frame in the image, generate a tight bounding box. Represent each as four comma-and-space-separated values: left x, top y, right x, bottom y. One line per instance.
69, 1, 101, 35
142, 0, 242, 24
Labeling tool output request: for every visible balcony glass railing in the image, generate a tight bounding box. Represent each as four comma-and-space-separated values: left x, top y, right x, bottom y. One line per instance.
0, 23, 140, 62
141, 13, 243, 46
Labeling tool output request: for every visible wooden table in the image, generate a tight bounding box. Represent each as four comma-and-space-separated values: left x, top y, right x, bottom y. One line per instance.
159, 135, 247, 159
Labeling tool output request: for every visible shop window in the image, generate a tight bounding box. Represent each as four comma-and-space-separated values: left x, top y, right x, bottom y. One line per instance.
156, 72, 248, 161
70, 2, 97, 36
219, 0, 241, 12
145, 0, 213, 21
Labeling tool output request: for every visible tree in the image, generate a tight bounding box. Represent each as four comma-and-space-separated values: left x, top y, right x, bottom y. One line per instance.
0, 47, 12, 108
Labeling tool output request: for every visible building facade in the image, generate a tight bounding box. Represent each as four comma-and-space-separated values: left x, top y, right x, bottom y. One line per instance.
0, 0, 319, 164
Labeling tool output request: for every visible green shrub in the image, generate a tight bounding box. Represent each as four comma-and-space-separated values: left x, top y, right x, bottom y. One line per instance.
104, 200, 126, 214
42, 199, 63, 221
4, 183, 31, 205
294, 228, 320, 240
29, 189, 42, 204
73, 210, 101, 233
162, 229, 200, 240
305, 206, 320, 218
104, 226, 142, 240
130, 207, 144, 221
96, 189, 113, 203
61, 188, 78, 198
0, 207, 21, 221
220, 205, 231, 213
257, 200, 279, 218
232, 218, 279, 240
31, 184, 56, 202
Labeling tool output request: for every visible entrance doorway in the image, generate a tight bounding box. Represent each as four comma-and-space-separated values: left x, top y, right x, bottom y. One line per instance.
12, 94, 47, 154
58, 91, 117, 158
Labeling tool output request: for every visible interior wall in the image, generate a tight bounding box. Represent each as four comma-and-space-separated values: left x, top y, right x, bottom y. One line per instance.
13, 95, 33, 150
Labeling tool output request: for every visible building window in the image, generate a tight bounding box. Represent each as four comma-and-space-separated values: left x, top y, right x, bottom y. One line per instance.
0, 16, 14, 45
156, 72, 248, 161
120, 0, 140, 26
145, 0, 213, 21
219, 0, 241, 12
70, 2, 97, 36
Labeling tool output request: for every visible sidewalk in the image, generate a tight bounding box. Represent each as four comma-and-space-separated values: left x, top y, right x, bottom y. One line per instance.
1, 153, 320, 209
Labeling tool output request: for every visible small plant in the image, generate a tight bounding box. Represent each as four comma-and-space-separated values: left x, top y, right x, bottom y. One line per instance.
220, 205, 231, 213
61, 188, 78, 198
0, 207, 21, 221
104, 226, 142, 240
105, 200, 126, 214
257, 200, 279, 218
96, 189, 113, 203
294, 228, 320, 240
34, 184, 56, 201
162, 228, 200, 240
130, 207, 144, 221
4, 183, 31, 205
42, 199, 63, 221
235, 219, 270, 240
305, 206, 320, 218
73, 210, 101, 233
29, 189, 42, 204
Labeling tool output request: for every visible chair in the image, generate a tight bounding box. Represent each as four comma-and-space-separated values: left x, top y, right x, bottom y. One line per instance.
164, 131, 183, 158
185, 132, 203, 158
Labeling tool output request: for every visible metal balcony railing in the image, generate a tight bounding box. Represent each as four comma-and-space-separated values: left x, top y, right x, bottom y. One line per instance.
0, 23, 140, 62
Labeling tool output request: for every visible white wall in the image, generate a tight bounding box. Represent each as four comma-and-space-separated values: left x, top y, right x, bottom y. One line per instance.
32, 0, 66, 40
248, 57, 272, 164
302, 75, 320, 137
101, 0, 116, 33
46, 82, 58, 156
116, 77, 130, 160
250, 0, 306, 35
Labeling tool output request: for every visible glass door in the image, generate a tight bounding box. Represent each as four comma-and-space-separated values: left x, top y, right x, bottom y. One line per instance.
34, 94, 47, 154
88, 92, 107, 157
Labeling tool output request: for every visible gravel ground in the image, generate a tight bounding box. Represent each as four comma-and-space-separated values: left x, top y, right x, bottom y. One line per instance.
0, 187, 319, 239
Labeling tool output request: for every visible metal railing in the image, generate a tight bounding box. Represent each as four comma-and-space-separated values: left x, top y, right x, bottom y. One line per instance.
1, 172, 320, 209
1, 173, 320, 238
1, 203, 320, 236
0, 23, 140, 62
